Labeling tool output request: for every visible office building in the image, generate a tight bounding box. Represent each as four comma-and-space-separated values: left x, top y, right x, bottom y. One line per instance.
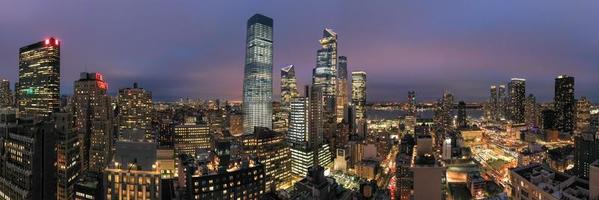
229, 111, 243, 137
288, 96, 332, 177
395, 134, 415, 200
554, 75, 575, 134
17, 37, 60, 119
575, 97, 591, 136
173, 117, 211, 157
73, 72, 113, 173
117, 82, 153, 140
574, 128, 599, 178
55, 112, 82, 200
104, 141, 161, 200
525, 94, 541, 127
508, 78, 526, 123
281, 65, 299, 112
272, 101, 287, 133
241, 127, 291, 190
182, 139, 266, 200
457, 101, 467, 129
0, 109, 57, 199
407, 91, 416, 117
243, 14, 274, 134
434, 91, 453, 133
336, 56, 349, 123
313, 29, 339, 153
351, 71, 367, 121
313, 28, 338, 109
0, 79, 12, 108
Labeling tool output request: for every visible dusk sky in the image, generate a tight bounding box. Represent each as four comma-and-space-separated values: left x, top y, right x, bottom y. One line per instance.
1, 1, 598, 102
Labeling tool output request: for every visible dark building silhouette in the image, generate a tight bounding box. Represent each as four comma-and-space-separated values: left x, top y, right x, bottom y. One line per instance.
554, 75, 575, 134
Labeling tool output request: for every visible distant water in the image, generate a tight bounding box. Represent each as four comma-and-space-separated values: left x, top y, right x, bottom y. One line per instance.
366, 109, 484, 120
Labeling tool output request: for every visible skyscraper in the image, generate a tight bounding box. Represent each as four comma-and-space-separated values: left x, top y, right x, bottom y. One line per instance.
407, 91, 416, 117
498, 85, 506, 119
490, 84, 507, 120
117, 83, 153, 140
574, 129, 599, 178
17, 37, 60, 119
54, 112, 81, 200
281, 65, 298, 111
288, 95, 332, 177
280, 65, 298, 133
508, 78, 526, 123
434, 91, 453, 133
457, 101, 467, 129
0, 79, 12, 108
554, 75, 575, 134
313, 29, 339, 154
288, 97, 310, 147
243, 14, 274, 134
336, 56, 349, 123
73, 72, 113, 173
575, 97, 591, 136
351, 71, 367, 121
0, 109, 57, 199
313, 28, 338, 105
524, 94, 540, 127
489, 85, 498, 120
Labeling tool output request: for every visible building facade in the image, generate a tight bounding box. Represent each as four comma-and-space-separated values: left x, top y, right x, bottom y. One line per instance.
575, 97, 591, 136
351, 71, 367, 122
554, 75, 575, 134
117, 83, 152, 140
173, 117, 211, 157
17, 37, 61, 119
241, 127, 291, 190
508, 78, 526, 124
0, 109, 57, 199
73, 72, 113, 173
0, 79, 12, 108
242, 14, 274, 134
55, 112, 82, 200
336, 56, 349, 123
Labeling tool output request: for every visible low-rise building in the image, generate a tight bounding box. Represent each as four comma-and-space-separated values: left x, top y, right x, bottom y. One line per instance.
510, 164, 590, 200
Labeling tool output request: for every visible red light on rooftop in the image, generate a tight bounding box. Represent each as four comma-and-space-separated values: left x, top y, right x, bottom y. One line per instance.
45, 39, 50, 45
95, 73, 104, 81
97, 81, 107, 90
54, 39, 59, 45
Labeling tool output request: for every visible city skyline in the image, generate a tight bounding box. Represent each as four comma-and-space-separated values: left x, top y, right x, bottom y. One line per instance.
1, 2, 599, 199
2, 1, 599, 102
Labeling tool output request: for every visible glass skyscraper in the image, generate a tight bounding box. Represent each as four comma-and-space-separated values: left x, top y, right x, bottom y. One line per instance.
313, 29, 338, 114
243, 14, 274, 134
336, 56, 348, 123
351, 71, 367, 121
17, 37, 61, 119
281, 65, 298, 112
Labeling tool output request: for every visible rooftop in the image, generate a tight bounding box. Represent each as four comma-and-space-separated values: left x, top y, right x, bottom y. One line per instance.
511, 164, 590, 200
